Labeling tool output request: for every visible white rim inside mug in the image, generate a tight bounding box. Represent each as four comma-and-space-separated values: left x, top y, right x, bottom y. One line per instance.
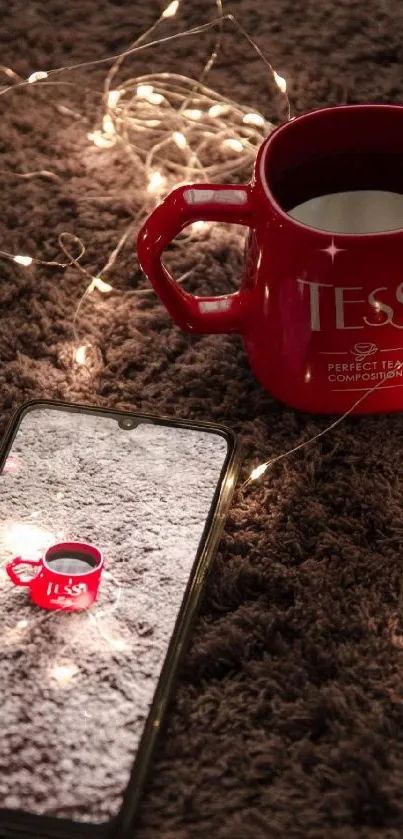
258, 105, 403, 239
43, 546, 101, 576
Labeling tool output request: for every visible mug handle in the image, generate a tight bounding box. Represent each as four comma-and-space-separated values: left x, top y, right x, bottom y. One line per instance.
6, 557, 41, 586
137, 183, 255, 334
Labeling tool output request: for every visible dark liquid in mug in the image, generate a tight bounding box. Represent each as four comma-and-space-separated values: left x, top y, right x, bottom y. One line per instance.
271, 152, 403, 233
47, 549, 97, 575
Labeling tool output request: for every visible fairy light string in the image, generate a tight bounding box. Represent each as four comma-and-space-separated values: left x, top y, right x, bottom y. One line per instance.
0, 6, 288, 219
241, 364, 403, 489
0, 2, 286, 371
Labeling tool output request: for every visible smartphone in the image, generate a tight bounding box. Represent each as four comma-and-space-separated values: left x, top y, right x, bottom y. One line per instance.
0, 400, 240, 839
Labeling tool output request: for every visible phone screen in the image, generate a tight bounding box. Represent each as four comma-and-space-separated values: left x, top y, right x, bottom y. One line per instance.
0, 405, 230, 827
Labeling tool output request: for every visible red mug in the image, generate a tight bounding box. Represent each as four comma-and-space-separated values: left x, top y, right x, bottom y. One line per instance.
6, 541, 104, 611
137, 104, 403, 414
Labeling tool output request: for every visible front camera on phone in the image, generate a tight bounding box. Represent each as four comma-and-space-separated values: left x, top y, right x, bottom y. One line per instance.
118, 417, 137, 430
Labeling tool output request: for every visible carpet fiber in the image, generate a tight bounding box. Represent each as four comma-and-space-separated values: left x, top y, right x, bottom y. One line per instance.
1, 1, 403, 837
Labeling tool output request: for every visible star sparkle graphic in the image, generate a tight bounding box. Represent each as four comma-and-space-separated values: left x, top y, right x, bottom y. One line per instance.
320, 237, 346, 265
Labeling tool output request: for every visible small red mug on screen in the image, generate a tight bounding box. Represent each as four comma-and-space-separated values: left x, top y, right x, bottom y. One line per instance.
6, 541, 103, 612
137, 104, 403, 415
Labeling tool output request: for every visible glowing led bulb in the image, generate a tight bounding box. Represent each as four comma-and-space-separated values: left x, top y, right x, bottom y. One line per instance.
223, 138, 243, 152
172, 131, 187, 149
13, 255, 33, 266
3, 67, 17, 79
87, 130, 115, 149
243, 112, 265, 127
208, 104, 227, 117
162, 0, 179, 17
137, 84, 154, 98
90, 277, 113, 293
75, 345, 88, 365
250, 463, 268, 481
102, 114, 114, 134
273, 70, 287, 94
147, 170, 167, 194
27, 71, 48, 83
136, 85, 164, 105
147, 92, 164, 105
183, 109, 202, 121
107, 89, 121, 108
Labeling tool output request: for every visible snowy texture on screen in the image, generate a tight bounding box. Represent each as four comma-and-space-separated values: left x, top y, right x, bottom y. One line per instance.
0, 407, 228, 823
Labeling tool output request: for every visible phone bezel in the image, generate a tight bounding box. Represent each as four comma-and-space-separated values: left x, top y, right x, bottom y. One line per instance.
0, 399, 241, 839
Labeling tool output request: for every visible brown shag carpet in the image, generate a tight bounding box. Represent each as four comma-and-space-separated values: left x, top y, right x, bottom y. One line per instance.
2, 1, 403, 837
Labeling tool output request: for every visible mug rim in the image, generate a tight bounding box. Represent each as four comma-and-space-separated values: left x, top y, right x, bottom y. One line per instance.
43, 541, 103, 576
256, 103, 403, 240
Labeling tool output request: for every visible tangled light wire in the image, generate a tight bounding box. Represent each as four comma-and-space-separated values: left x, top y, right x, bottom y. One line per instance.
0, 0, 287, 346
